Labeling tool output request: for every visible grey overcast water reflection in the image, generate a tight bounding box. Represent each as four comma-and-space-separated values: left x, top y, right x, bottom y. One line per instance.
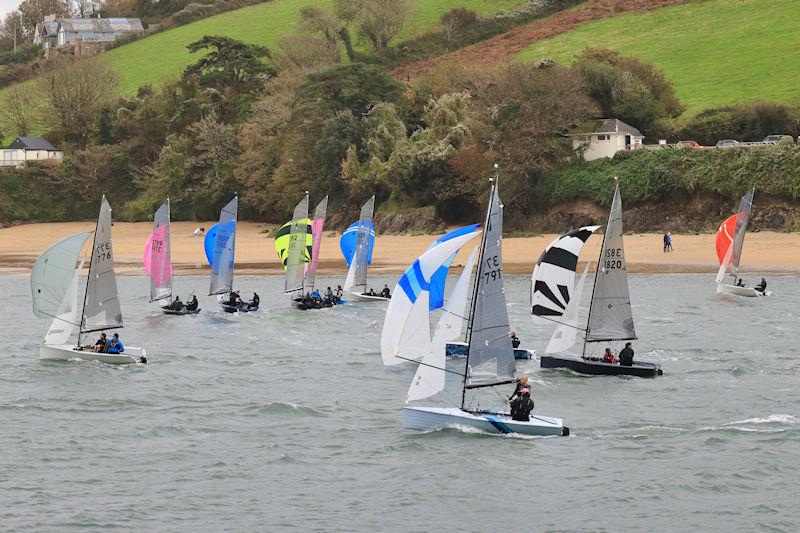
1, 274, 799, 531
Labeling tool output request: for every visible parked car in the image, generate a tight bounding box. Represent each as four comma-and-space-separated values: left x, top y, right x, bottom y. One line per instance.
715, 139, 740, 147
676, 140, 703, 148
762, 134, 795, 145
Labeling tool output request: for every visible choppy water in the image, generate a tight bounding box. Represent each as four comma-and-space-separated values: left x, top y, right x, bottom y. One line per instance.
1, 273, 799, 532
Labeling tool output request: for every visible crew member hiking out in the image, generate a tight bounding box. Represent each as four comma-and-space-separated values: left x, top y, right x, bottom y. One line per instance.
510, 331, 521, 349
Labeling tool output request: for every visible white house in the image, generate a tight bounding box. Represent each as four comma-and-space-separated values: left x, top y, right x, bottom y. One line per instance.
566, 119, 644, 161
34, 16, 143, 50
1, 137, 63, 167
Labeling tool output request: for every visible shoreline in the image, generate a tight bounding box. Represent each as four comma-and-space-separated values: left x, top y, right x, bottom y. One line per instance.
1, 221, 799, 276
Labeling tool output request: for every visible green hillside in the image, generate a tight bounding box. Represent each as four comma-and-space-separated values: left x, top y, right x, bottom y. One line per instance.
516, 0, 800, 115
105, 0, 527, 95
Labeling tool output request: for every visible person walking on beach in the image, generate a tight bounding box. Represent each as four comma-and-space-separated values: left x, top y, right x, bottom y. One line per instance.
663, 231, 673, 253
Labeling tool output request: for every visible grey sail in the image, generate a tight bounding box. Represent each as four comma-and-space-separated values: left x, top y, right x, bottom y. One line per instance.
82, 195, 124, 334
586, 183, 636, 342
730, 189, 754, 280
466, 180, 515, 388
352, 195, 375, 294
209, 196, 238, 296
285, 194, 309, 294
149, 199, 172, 302
305, 195, 328, 292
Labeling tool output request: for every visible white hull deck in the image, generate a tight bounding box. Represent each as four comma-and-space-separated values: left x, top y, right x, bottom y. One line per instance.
39, 344, 147, 364
403, 406, 567, 436
716, 283, 769, 297
347, 291, 390, 302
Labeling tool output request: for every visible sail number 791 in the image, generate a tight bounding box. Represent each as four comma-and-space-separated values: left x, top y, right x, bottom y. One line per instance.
484, 254, 502, 282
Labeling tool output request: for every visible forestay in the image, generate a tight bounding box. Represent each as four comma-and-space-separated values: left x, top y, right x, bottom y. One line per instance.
406, 245, 478, 403
31, 231, 91, 319
285, 195, 310, 294
381, 229, 481, 366
531, 225, 599, 321
144, 199, 172, 302
344, 196, 375, 293
466, 181, 515, 388
305, 196, 328, 292
585, 184, 636, 343
208, 196, 238, 296
82, 196, 123, 333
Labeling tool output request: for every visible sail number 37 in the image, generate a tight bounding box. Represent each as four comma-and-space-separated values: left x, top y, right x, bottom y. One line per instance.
605, 247, 623, 270
484, 254, 502, 282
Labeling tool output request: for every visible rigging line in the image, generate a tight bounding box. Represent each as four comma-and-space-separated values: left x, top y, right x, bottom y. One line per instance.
38, 311, 81, 327
395, 356, 466, 377
534, 315, 587, 332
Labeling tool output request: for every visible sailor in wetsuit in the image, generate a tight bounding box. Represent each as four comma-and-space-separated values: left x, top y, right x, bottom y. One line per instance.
169, 295, 183, 311
93, 332, 108, 352
185, 295, 198, 311
249, 292, 260, 309
736, 279, 746, 287
334, 285, 343, 302
380, 285, 391, 298
509, 375, 530, 402
228, 290, 242, 307
510, 331, 521, 349
510, 388, 534, 422
619, 342, 634, 366
755, 278, 767, 293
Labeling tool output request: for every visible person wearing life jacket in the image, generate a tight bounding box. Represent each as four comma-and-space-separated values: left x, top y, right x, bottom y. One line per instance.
107, 333, 125, 354
755, 278, 767, 293
510, 388, 534, 422
185, 295, 198, 311
509, 375, 531, 402
603, 348, 616, 364
248, 292, 260, 309
380, 285, 391, 298
619, 342, 634, 366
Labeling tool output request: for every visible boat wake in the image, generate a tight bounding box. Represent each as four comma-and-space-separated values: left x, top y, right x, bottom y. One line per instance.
239, 402, 324, 417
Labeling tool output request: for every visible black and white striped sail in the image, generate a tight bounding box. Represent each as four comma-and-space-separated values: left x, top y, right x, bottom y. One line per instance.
585, 184, 636, 343
531, 225, 600, 322
466, 179, 515, 388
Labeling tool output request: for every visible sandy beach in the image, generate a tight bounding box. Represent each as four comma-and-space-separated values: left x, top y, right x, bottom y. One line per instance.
1, 221, 798, 276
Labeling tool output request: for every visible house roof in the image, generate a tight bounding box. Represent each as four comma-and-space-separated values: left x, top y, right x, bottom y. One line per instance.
59, 18, 144, 33
9, 137, 58, 151
36, 21, 59, 37
568, 119, 643, 137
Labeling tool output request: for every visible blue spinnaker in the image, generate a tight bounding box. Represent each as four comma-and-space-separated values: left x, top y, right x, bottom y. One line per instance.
427, 224, 481, 311
340, 220, 375, 268
203, 223, 219, 267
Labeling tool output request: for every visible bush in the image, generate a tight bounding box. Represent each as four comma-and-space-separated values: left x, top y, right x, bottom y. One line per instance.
675, 102, 800, 145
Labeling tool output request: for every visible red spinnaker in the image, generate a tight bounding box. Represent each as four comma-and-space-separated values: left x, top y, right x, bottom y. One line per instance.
715, 214, 737, 264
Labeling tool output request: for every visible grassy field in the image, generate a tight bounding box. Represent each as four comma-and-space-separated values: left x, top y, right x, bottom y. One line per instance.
516, 0, 800, 115
100, 0, 527, 95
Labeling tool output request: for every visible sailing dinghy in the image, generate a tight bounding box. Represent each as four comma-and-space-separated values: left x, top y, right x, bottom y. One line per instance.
533, 181, 661, 377
33, 196, 147, 364
343, 196, 386, 302
144, 199, 200, 315
382, 178, 568, 436
277, 194, 336, 309
715, 189, 769, 297
206, 195, 257, 312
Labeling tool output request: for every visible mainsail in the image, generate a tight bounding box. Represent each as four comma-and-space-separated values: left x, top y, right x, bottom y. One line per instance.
465, 180, 515, 388
531, 225, 600, 321
729, 189, 754, 280
406, 245, 479, 404
144, 199, 172, 302
344, 196, 375, 293
208, 196, 238, 296
31, 231, 91, 319
82, 195, 123, 333
381, 229, 481, 366
284, 194, 310, 294
585, 183, 636, 343
305, 196, 328, 292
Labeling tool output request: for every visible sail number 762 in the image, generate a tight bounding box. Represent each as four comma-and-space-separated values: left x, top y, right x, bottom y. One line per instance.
484, 254, 502, 282
605, 247, 623, 269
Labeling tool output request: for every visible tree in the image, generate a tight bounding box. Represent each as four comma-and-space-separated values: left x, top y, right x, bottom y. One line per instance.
184, 36, 277, 96
440, 7, 477, 41
15, 0, 69, 40
296, 62, 404, 116
37, 57, 119, 145
352, 0, 412, 50
0, 85, 38, 136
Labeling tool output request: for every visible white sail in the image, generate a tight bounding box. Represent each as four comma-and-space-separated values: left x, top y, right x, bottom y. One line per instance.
44, 266, 82, 345
381, 230, 481, 366
209, 196, 238, 296
585, 184, 636, 343
531, 226, 599, 322
344, 196, 375, 293
466, 179, 515, 387
285, 194, 310, 294
31, 231, 91, 319
82, 196, 123, 333
406, 246, 478, 403
545, 262, 589, 354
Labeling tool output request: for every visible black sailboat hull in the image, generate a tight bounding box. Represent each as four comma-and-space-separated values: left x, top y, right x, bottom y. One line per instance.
540, 355, 662, 377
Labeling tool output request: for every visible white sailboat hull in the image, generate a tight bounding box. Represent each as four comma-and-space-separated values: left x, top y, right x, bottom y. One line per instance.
402, 406, 567, 436
716, 283, 769, 297
39, 344, 147, 364
347, 291, 389, 302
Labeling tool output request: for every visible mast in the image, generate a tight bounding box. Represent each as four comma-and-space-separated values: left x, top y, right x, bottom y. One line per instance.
461, 173, 496, 410
731, 187, 755, 284
77, 198, 102, 347
581, 216, 608, 358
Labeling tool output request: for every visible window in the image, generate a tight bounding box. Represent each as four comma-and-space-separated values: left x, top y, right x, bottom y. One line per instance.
596, 134, 609, 141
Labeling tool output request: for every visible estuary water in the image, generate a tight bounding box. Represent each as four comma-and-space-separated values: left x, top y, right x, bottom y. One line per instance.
1, 273, 798, 532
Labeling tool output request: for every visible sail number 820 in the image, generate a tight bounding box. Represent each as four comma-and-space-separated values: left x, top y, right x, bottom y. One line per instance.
604, 247, 623, 270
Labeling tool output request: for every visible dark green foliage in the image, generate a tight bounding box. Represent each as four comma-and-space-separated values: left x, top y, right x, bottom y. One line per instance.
184, 35, 276, 95
295, 63, 404, 116
0, 43, 41, 66
674, 102, 800, 146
